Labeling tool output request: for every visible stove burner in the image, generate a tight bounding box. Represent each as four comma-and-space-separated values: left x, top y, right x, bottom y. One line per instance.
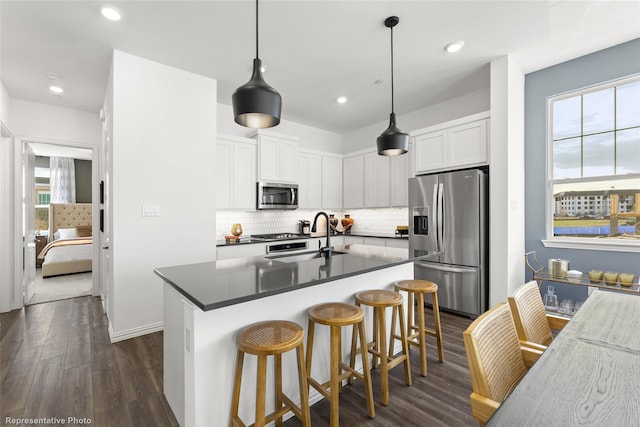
251, 233, 305, 241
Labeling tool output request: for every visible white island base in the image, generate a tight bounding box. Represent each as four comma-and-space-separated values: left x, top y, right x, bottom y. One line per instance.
163, 262, 414, 426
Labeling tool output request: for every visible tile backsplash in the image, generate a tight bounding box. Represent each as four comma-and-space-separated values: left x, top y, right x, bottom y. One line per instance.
216, 208, 409, 239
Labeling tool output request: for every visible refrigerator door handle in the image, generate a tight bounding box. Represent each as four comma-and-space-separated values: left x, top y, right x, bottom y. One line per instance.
438, 183, 444, 253
432, 183, 439, 251
418, 262, 477, 274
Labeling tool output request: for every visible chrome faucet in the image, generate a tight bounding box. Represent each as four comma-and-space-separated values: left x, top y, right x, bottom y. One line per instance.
311, 211, 332, 257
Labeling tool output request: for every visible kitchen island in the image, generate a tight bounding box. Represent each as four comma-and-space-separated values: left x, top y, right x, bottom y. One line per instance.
155, 244, 437, 427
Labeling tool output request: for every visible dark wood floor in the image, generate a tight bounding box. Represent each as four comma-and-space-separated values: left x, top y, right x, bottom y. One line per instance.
1, 296, 476, 427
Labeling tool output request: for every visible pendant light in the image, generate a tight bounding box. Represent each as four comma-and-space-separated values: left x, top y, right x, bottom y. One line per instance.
377, 16, 408, 156
232, 0, 281, 128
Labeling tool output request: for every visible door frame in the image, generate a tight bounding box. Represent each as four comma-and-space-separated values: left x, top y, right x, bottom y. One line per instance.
13, 136, 101, 307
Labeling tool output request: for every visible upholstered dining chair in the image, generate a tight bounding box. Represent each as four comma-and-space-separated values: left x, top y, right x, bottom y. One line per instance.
508, 280, 569, 348
463, 303, 543, 426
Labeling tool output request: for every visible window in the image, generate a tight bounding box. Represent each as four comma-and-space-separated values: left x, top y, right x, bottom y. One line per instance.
546, 75, 640, 251
35, 166, 50, 231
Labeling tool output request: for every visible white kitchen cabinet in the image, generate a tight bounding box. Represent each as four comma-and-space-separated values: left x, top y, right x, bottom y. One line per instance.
389, 145, 411, 207
363, 237, 386, 247
216, 134, 256, 210
216, 243, 266, 260
343, 155, 364, 209
298, 151, 322, 209
322, 155, 343, 209
413, 112, 489, 175
364, 152, 390, 208
386, 238, 408, 249
344, 236, 365, 245
250, 130, 299, 183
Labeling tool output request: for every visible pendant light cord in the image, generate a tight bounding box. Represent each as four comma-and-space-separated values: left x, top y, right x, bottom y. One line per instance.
390, 25, 395, 114
255, 0, 259, 59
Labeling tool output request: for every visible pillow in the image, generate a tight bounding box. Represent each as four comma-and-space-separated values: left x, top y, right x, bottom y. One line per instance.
75, 225, 92, 237
55, 228, 78, 240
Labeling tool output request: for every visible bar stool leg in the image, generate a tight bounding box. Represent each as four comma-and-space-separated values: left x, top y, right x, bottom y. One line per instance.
305, 319, 315, 379
230, 350, 244, 427
296, 344, 311, 427
255, 354, 267, 427
348, 323, 357, 385
397, 303, 412, 386
432, 291, 445, 362
375, 306, 390, 405
329, 325, 341, 427
357, 320, 375, 419
417, 292, 428, 376
275, 354, 283, 427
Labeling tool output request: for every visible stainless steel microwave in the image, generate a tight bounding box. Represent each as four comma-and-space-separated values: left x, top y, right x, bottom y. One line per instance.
257, 182, 298, 210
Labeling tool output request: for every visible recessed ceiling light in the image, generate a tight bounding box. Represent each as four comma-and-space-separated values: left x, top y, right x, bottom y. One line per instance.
49, 85, 64, 94
336, 96, 348, 104
444, 41, 465, 53
101, 7, 121, 21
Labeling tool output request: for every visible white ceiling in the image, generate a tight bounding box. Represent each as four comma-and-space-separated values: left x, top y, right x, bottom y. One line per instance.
1, 1, 639, 134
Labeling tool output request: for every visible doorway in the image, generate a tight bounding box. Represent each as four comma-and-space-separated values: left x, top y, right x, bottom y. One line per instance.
16, 139, 99, 306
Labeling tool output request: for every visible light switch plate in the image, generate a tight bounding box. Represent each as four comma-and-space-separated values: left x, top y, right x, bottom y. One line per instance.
142, 204, 160, 217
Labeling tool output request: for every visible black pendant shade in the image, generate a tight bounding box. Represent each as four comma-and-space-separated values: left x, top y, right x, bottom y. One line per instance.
377, 16, 408, 156
377, 113, 409, 156
232, 0, 281, 129
233, 58, 281, 128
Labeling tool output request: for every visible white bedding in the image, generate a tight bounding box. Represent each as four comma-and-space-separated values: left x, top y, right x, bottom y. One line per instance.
41, 241, 93, 278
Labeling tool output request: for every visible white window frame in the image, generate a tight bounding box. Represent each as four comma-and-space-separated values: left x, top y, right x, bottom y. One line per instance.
543, 74, 640, 253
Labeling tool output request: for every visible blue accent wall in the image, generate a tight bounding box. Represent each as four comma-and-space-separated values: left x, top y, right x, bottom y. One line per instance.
524, 38, 640, 303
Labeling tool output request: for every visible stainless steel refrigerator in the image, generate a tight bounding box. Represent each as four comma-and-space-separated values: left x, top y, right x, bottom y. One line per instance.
409, 168, 488, 317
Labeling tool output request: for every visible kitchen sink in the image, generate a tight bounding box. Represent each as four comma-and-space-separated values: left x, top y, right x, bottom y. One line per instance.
266, 250, 346, 263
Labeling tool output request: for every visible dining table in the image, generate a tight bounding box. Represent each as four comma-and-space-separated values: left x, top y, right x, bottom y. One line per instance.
486, 289, 640, 426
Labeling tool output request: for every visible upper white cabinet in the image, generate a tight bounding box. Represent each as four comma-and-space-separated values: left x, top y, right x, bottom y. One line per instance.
364, 152, 390, 207
216, 134, 256, 210
413, 112, 489, 175
343, 155, 364, 209
250, 130, 299, 183
322, 155, 343, 209
298, 150, 322, 209
389, 143, 412, 207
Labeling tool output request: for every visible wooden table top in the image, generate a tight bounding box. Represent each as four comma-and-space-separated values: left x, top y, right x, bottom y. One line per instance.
486, 290, 640, 426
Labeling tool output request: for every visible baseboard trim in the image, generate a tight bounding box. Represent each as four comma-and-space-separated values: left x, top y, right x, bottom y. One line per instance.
109, 321, 164, 343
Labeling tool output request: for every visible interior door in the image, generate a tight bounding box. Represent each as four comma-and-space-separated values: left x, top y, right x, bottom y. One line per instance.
23, 143, 36, 303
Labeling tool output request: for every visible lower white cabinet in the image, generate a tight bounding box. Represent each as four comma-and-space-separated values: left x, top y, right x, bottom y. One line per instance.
216, 243, 266, 260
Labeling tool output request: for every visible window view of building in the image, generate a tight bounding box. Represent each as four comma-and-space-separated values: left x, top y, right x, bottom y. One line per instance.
35, 164, 50, 231
548, 75, 640, 241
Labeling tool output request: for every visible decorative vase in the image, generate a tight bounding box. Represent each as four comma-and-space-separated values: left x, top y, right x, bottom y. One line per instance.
341, 214, 353, 234
231, 224, 243, 237
329, 214, 339, 235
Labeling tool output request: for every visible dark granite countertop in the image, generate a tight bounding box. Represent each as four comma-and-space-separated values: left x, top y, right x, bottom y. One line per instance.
215, 233, 407, 247
155, 244, 436, 311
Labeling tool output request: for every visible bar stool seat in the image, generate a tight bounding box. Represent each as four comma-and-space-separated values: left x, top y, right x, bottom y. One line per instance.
230, 320, 311, 427
306, 302, 375, 427
394, 280, 444, 376
353, 289, 411, 405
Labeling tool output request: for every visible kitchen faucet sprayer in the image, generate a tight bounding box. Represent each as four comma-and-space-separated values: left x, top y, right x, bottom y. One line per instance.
311, 211, 332, 257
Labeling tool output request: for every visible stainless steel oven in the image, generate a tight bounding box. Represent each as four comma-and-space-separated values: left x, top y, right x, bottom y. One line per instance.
257, 182, 298, 210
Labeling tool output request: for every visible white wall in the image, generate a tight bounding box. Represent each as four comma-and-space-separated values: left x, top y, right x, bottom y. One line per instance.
10, 99, 100, 143
1, 80, 11, 127
342, 87, 490, 154
217, 103, 343, 153
489, 56, 525, 307
109, 50, 217, 341
0, 81, 15, 312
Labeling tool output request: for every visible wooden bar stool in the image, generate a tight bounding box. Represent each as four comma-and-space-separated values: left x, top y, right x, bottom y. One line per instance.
306, 302, 375, 427
352, 289, 411, 406
230, 320, 311, 427
393, 280, 444, 376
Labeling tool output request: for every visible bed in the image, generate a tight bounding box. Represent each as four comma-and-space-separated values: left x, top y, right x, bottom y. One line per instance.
38, 203, 93, 278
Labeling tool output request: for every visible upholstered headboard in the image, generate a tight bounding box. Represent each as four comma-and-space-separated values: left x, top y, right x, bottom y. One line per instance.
49, 203, 92, 238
